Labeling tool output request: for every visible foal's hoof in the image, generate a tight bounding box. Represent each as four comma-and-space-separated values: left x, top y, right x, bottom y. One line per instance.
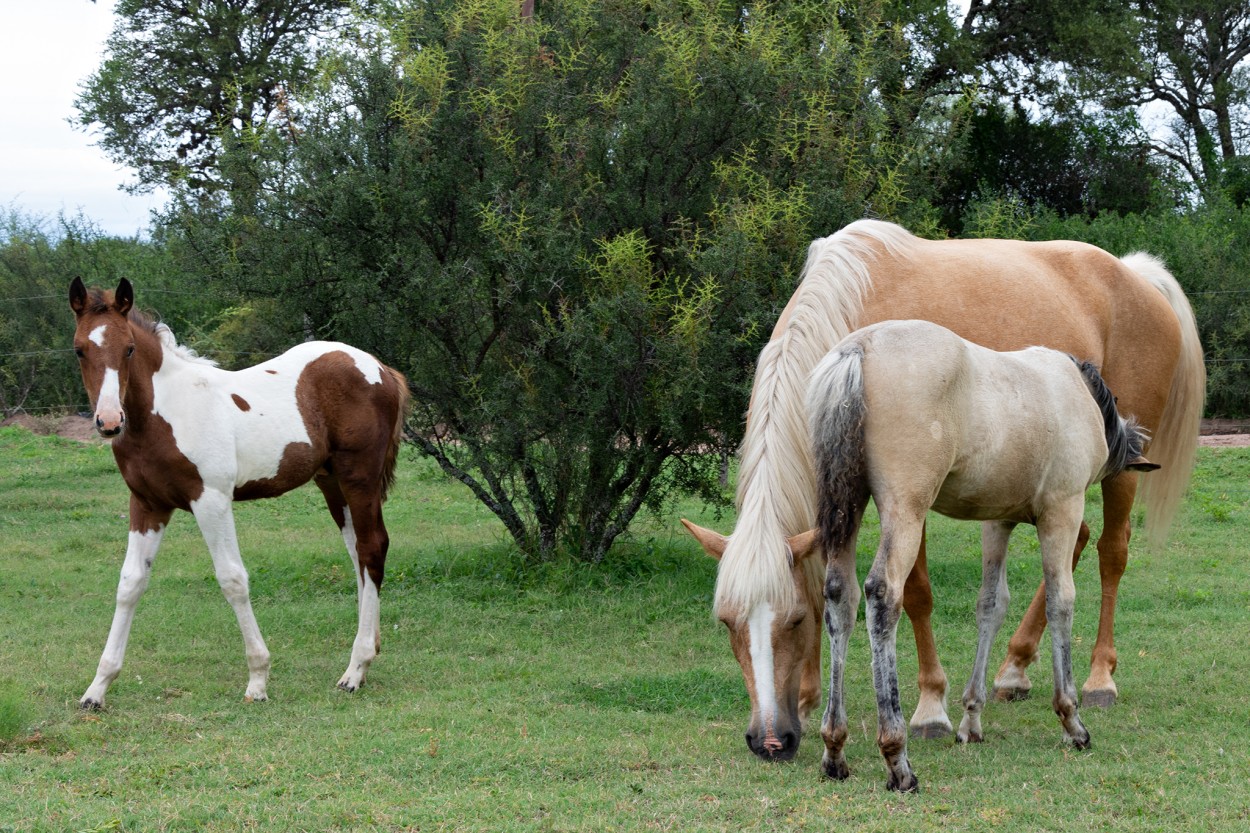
821, 756, 851, 781
886, 770, 920, 793
1080, 689, 1116, 709
993, 685, 1031, 702
79, 697, 104, 712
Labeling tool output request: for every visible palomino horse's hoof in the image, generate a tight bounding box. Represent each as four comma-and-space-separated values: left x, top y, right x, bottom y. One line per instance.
910, 722, 952, 740
1081, 689, 1116, 708
993, 685, 1031, 702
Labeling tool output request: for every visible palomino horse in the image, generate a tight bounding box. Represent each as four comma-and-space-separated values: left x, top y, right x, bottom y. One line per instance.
69, 278, 409, 708
803, 320, 1157, 791
683, 220, 1203, 762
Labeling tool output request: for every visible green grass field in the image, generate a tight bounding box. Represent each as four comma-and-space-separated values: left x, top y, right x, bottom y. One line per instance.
1, 426, 1247, 832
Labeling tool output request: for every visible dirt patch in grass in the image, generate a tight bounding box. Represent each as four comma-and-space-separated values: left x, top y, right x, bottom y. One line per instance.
1, 413, 102, 443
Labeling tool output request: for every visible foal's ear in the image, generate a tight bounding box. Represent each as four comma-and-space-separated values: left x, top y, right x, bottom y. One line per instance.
114, 278, 134, 317
69, 276, 87, 316
1126, 455, 1161, 472
786, 529, 819, 563
680, 518, 728, 561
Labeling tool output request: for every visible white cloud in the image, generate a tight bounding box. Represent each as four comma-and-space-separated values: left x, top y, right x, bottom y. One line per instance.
0, 0, 164, 237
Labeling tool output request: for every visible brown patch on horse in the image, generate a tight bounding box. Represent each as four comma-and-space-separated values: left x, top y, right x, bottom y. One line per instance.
231, 394, 251, 412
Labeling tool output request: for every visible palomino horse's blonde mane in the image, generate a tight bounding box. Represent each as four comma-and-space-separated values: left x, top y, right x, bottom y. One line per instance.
714, 220, 919, 621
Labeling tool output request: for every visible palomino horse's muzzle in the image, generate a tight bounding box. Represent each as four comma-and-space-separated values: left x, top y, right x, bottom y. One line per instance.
746, 728, 800, 761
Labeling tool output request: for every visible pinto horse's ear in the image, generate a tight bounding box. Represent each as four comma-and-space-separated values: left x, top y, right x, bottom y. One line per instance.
786, 529, 819, 563
69, 276, 88, 316
114, 278, 134, 317
1126, 455, 1161, 472
681, 518, 728, 561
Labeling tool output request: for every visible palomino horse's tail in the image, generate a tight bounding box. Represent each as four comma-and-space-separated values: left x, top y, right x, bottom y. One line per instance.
1119, 252, 1206, 543
380, 367, 411, 502
807, 342, 871, 557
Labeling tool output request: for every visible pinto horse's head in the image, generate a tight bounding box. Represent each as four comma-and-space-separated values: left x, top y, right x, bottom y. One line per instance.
69, 277, 136, 438
682, 519, 822, 762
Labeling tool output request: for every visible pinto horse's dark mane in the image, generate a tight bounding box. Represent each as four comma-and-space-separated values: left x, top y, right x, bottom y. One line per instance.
82, 287, 161, 333
1072, 357, 1150, 481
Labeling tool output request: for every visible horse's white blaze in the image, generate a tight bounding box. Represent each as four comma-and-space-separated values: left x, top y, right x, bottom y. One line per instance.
88, 324, 108, 347
96, 368, 122, 419
748, 601, 779, 739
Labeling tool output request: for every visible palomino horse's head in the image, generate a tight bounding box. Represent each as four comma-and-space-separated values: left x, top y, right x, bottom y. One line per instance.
682, 519, 821, 762
69, 277, 137, 438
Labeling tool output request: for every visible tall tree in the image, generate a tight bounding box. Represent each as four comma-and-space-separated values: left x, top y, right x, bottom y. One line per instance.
75, 0, 354, 192
163, 0, 939, 561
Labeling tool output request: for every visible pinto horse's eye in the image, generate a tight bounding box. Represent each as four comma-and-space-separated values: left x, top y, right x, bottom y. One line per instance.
126, 345, 135, 358
74, 347, 85, 359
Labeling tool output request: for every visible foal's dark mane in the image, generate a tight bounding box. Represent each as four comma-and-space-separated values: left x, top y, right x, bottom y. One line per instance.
1072, 357, 1150, 481
83, 287, 161, 334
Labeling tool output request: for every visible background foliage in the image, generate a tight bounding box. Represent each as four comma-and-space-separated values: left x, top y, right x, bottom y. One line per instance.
11, 0, 1250, 561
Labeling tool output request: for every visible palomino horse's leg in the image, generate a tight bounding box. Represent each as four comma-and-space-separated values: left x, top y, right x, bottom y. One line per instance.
902, 522, 952, 738
317, 471, 389, 692
1037, 500, 1091, 748
80, 498, 172, 710
190, 488, 271, 702
864, 507, 925, 793
993, 520, 1091, 701
957, 521, 1016, 743
819, 517, 864, 781
1081, 472, 1138, 707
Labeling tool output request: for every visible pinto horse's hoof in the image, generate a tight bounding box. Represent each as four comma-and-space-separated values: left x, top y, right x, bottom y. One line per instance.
79, 697, 104, 712
1081, 689, 1116, 709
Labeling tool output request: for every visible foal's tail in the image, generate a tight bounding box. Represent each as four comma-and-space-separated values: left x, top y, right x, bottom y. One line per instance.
1120, 252, 1206, 544
806, 343, 871, 557
381, 366, 412, 502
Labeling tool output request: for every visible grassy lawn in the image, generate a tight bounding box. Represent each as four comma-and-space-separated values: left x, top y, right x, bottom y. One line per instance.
0, 425, 1247, 832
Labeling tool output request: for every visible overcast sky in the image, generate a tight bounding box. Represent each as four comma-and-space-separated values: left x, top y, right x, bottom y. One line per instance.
0, 0, 164, 238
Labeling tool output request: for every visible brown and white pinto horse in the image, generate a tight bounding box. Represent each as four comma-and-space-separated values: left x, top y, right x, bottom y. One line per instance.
683, 220, 1204, 762
69, 277, 410, 709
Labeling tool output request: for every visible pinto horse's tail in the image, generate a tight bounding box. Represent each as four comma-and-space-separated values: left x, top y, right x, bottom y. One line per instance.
380, 366, 411, 502
1119, 253, 1206, 544
807, 342, 871, 557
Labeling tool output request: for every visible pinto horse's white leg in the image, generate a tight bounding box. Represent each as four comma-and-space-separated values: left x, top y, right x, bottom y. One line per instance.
336, 504, 383, 692
1038, 501, 1090, 749
191, 488, 271, 702
957, 521, 1015, 743
80, 502, 172, 710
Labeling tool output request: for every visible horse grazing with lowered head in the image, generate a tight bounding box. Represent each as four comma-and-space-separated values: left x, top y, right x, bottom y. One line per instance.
800, 319, 1158, 791
69, 277, 410, 709
682, 220, 1202, 764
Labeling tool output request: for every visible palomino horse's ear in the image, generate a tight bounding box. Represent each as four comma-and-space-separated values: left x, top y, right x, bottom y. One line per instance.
680, 518, 729, 561
786, 529, 819, 563
1126, 456, 1161, 472
114, 278, 134, 317
69, 276, 88, 316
